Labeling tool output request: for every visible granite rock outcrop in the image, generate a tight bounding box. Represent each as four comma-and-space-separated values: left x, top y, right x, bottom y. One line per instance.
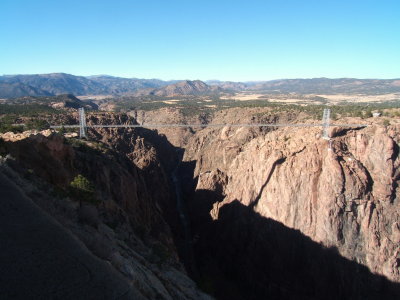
0, 119, 212, 299
182, 120, 400, 298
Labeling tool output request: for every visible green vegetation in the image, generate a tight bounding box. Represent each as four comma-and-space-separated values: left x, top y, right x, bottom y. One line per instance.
0, 116, 50, 133
25, 119, 50, 131
363, 109, 373, 119
70, 174, 94, 191
69, 174, 98, 204
111, 94, 400, 120
0, 123, 24, 133
382, 109, 400, 117
0, 93, 398, 138
66, 138, 110, 155
0, 115, 24, 133
65, 138, 87, 148
0, 104, 59, 116
382, 119, 390, 126
0, 102, 61, 133
0, 104, 55, 133
58, 126, 67, 135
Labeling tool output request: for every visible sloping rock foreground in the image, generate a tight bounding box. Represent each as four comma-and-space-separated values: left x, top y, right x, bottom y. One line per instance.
0, 171, 141, 299
0, 127, 211, 300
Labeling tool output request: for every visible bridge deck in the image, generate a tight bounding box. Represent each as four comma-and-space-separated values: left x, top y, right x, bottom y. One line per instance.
50, 123, 368, 129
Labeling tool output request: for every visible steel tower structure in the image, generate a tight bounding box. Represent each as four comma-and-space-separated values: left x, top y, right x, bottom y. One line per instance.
78, 108, 87, 138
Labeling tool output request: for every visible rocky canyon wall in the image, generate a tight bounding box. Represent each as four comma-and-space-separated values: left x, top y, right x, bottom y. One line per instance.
2, 108, 399, 299
181, 119, 400, 299
0, 116, 211, 300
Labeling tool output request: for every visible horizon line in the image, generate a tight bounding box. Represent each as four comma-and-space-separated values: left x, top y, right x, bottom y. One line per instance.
1, 72, 400, 83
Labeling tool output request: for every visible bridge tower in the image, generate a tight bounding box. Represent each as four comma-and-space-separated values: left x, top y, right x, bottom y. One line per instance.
322, 108, 331, 140
322, 108, 333, 150
78, 108, 87, 138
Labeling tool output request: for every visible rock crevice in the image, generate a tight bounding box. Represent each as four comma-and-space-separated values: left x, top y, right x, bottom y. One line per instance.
178, 122, 400, 299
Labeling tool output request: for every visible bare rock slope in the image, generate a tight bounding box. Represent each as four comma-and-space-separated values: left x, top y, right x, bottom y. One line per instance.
0, 171, 142, 299
0, 121, 211, 299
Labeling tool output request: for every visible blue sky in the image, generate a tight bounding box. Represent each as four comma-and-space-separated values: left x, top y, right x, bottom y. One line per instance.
1, 0, 399, 81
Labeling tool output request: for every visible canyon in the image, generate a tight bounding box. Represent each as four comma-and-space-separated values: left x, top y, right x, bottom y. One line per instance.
0, 108, 399, 299
181, 116, 400, 299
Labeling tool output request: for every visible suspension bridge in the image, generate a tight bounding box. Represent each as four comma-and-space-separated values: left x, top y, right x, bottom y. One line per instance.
50, 108, 367, 139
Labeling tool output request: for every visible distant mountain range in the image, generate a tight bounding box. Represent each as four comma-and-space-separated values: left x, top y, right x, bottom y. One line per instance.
0, 73, 400, 98
0, 73, 174, 98
87, 75, 178, 94
248, 78, 400, 94
0, 73, 105, 97
206, 80, 248, 91
134, 80, 221, 97
0, 82, 53, 98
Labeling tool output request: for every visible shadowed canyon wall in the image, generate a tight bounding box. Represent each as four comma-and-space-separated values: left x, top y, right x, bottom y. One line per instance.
180, 120, 400, 299
1, 109, 399, 299
0, 115, 211, 299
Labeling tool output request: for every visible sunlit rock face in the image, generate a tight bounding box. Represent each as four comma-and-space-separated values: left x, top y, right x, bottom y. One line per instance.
182, 122, 400, 298
2, 107, 399, 299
